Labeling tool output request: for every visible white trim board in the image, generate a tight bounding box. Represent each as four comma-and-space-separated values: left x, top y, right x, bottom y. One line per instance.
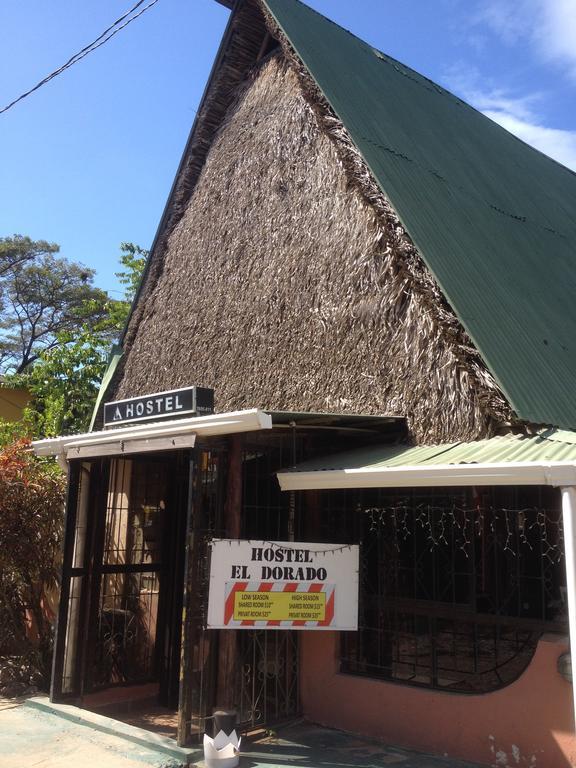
277, 461, 576, 490
32, 409, 272, 462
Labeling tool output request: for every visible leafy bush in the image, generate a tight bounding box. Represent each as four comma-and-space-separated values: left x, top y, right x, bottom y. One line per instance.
0, 437, 65, 691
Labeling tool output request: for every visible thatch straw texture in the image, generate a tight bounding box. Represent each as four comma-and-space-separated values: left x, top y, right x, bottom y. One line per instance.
120, 0, 267, 362
113, 47, 510, 443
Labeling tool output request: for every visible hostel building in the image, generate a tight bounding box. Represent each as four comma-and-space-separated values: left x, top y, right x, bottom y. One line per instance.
33, 1, 576, 765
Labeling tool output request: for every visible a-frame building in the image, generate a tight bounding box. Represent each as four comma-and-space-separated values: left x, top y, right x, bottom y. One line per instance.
34, 1, 576, 765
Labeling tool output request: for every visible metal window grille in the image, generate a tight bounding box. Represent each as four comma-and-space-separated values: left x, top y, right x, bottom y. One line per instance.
327, 485, 567, 693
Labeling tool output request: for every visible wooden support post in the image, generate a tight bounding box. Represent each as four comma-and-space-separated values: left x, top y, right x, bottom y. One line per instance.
177, 451, 199, 746
216, 435, 243, 709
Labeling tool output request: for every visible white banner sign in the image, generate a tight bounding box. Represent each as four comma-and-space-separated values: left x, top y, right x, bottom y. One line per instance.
207, 539, 359, 631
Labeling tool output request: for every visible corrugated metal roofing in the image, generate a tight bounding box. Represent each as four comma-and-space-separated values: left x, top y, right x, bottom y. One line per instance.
263, 0, 576, 430
285, 430, 576, 474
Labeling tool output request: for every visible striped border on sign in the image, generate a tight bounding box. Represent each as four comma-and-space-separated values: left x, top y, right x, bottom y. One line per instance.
223, 581, 335, 628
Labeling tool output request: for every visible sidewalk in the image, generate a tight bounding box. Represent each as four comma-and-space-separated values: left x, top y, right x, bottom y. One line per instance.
0, 698, 184, 768
0, 697, 485, 768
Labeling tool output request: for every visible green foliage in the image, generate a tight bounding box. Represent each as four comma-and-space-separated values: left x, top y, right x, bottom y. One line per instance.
0, 234, 57, 280
25, 327, 111, 437
104, 242, 147, 332
0, 413, 32, 446
116, 242, 147, 299
17, 241, 147, 437
0, 236, 110, 374
0, 438, 65, 690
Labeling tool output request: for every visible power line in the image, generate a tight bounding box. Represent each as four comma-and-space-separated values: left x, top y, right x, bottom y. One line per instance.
0, 0, 160, 116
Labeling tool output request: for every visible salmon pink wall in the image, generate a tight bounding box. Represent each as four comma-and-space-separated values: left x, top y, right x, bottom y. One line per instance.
300, 632, 576, 768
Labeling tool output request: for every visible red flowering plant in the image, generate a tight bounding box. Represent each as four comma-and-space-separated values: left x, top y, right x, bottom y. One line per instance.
0, 434, 65, 693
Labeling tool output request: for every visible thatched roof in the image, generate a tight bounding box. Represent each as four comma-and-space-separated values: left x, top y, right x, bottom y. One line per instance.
121, 0, 268, 355
97, 0, 576, 439
104, 20, 511, 443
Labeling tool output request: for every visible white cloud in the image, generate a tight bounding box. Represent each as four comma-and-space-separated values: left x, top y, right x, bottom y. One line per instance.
444, 66, 576, 171
475, 0, 533, 44
467, 90, 539, 122
483, 110, 576, 171
535, 0, 576, 76
478, 0, 576, 79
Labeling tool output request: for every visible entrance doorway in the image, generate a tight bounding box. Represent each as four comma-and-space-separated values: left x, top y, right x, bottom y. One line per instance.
51, 452, 190, 711
51, 433, 305, 744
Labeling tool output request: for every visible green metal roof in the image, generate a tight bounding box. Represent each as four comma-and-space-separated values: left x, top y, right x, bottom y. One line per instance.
263, 0, 576, 430
285, 429, 576, 474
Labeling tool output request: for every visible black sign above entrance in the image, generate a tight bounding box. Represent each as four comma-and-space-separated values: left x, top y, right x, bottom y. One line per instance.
104, 386, 214, 427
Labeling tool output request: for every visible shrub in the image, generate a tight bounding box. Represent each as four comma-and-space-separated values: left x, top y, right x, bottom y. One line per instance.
0, 437, 65, 691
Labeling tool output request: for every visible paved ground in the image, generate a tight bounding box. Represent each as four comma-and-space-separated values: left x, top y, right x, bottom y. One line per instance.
245, 723, 484, 768
0, 699, 182, 768
0, 698, 484, 768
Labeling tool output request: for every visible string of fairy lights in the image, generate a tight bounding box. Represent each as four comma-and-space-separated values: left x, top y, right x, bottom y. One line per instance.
206, 504, 563, 562
362, 503, 564, 563
208, 538, 354, 557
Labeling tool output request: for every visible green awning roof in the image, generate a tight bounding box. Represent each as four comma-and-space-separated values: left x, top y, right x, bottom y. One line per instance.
277, 430, 576, 490
263, 0, 576, 431
286, 430, 576, 472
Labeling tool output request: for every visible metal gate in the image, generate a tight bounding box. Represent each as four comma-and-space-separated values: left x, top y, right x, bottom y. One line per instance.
178, 439, 302, 744
237, 435, 301, 729
236, 630, 299, 729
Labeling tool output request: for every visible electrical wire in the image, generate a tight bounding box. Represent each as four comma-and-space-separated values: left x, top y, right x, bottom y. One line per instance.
0, 0, 160, 116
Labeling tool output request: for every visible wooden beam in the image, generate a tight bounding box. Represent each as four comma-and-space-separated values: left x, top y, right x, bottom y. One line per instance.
216, 435, 243, 709
177, 452, 199, 746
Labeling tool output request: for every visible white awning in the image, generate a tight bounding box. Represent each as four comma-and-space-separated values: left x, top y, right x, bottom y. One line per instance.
32, 409, 272, 463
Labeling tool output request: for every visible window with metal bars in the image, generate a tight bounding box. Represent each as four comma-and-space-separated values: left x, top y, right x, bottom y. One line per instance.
328, 485, 567, 693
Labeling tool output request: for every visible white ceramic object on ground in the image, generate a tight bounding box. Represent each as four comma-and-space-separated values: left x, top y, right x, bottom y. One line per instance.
203, 729, 241, 768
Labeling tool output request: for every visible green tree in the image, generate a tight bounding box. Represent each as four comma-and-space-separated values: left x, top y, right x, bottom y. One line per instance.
0, 236, 109, 374
0, 235, 54, 279
22, 242, 147, 437
25, 327, 111, 437
101, 242, 147, 333
116, 242, 147, 301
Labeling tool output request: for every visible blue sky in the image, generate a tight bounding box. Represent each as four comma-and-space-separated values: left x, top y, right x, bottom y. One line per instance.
1, 0, 575, 296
